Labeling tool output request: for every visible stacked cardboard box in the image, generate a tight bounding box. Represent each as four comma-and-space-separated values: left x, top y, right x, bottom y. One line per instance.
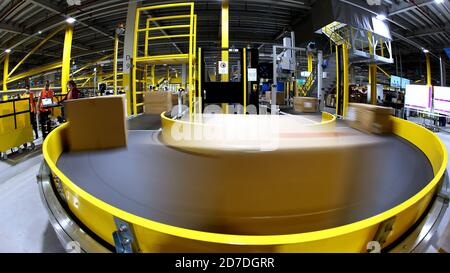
346, 103, 394, 134
143, 91, 172, 115
265, 91, 285, 105
293, 97, 318, 113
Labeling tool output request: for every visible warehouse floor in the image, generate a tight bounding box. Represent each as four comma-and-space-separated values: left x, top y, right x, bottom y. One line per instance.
0, 125, 449, 253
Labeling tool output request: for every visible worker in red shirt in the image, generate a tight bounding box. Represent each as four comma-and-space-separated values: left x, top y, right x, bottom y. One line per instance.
38, 80, 54, 139
21, 85, 38, 139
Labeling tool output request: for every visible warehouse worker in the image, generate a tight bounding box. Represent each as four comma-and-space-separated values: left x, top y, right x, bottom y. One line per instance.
20, 85, 39, 139
57, 80, 81, 123
38, 81, 54, 139
66, 80, 81, 101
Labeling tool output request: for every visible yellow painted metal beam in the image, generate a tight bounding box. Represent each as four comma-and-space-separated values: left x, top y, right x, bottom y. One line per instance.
221, 0, 229, 114
3, 53, 9, 95
342, 44, 349, 117
133, 7, 141, 115
426, 53, 432, 86
144, 65, 148, 92
151, 65, 155, 86
114, 32, 119, 95
8, 26, 64, 78
7, 62, 62, 83
198, 47, 202, 114
243, 48, 247, 115
189, 3, 195, 119
140, 25, 191, 32
335, 45, 340, 115
61, 24, 74, 94
369, 65, 377, 105
139, 3, 193, 12
377, 66, 391, 79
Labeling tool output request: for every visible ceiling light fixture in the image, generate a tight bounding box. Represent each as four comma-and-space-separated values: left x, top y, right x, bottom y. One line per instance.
66, 17, 76, 24
376, 14, 387, 21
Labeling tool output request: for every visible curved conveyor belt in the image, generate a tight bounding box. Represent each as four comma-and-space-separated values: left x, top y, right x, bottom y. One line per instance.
42, 110, 447, 252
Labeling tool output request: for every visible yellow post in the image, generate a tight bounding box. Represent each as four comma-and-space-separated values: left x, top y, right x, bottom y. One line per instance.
3, 53, 9, 99
188, 3, 194, 119
369, 65, 377, 105
151, 65, 155, 87
145, 19, 149, 57
243, 47, 247, 115
114, 32, 119, 95
61, 24, 74, 94
426, 53, 432, 86
342, 43, 349, 117
335, 45, 340, 116
144, 65, 148, 93
221, 0, 229, 114
198, 47, 202, 114
166, 66, 170, 82
132, 9, 141, 115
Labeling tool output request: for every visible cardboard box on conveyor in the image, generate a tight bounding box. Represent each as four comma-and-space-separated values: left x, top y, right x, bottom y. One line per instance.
346, 103, 394, 134
143, 91, 173, 115
293, 97, 318, 113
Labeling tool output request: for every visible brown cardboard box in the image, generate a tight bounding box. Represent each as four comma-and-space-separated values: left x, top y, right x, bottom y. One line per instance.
293, 97, 318, 113
143, 91, 172, 114
64, 96, 127, 151
346, 103, 394, 134
265, 91, 285, 105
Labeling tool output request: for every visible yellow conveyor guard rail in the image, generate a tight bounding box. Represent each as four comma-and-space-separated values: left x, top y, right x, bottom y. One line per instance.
43, 115, 447, 252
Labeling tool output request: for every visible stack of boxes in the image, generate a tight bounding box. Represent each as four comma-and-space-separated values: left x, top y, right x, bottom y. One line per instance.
346, 103, 394, 134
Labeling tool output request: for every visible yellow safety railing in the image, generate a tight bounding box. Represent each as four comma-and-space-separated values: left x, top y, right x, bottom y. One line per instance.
132, 2, 197, 117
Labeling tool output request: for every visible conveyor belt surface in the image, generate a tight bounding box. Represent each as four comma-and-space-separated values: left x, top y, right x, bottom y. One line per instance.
127, 114, 162, 130
56, 127, 434, 235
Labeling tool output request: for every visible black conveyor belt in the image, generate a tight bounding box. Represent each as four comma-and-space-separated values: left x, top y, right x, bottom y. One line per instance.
57, 127, 434, 235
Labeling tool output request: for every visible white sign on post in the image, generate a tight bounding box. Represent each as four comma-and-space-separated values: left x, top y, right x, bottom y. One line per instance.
248, 68, 257, 81
218, 61, 228, 75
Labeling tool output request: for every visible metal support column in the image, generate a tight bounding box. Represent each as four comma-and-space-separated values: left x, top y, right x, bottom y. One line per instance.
182, 64, 187, 90
342, 44, 349, 117
272, 45, 277, 114
221, 0, 229, 114
317, 50, 323, 107
114, 32, 119, 95
61, 24, 74, 95
369, 65, 377, 105
123, 1, 140, 116
440, 56, 446, 87
426, 53, 432, 86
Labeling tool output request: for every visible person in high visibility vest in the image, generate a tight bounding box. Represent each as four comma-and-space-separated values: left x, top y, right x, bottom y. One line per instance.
37, 80, 54, 139
20, 85, 38, 139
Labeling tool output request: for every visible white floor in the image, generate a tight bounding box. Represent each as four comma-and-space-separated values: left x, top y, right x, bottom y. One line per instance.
0, 128, 449, 253
0, 151, 65, 253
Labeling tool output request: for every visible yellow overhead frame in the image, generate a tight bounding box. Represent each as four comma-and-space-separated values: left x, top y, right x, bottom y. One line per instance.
7, 62, 62, 83
61, 24, 74, 94
132, 2, 196, 116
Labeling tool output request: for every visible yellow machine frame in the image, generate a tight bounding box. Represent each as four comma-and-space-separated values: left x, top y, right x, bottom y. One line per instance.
132, 3, 197, 117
